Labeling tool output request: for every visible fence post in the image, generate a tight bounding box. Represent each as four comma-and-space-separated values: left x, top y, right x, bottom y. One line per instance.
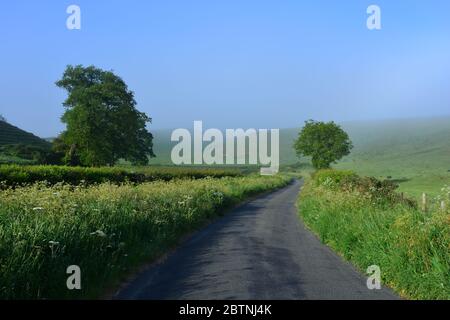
421, 193, 427, 213
441, 201, 446, 212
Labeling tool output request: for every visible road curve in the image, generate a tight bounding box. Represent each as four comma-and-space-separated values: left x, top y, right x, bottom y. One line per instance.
115, 179, 398, 300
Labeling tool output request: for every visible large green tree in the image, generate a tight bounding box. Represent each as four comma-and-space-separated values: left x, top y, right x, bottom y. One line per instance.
56, 65, 155, 166
294, 120, 353, 169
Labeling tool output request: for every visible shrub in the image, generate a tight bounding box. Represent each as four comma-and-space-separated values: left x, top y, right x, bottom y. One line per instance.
313, 169, 416, 207
312, 169, 357, 188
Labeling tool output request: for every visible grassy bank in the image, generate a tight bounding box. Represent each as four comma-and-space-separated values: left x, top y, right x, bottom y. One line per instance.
297, 170, 449, 300
0, 174, 291, 299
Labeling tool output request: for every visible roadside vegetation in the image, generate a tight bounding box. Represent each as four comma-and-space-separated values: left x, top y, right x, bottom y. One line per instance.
0, 164, 243, 187
297, 169, 449, 299
0, 174, 291, 299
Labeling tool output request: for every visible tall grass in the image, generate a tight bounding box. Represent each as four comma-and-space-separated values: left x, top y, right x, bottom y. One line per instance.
298, 171, 449, 300
0, 174, 290, 299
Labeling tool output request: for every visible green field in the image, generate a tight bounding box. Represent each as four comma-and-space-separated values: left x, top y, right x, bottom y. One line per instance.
335, 117, 450, 199
0, 154, 34, 165
148, 117, 450, 199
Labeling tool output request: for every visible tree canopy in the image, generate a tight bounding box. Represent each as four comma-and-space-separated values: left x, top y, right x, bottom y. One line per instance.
56, 65, 154, 166
294, 120, 353, 169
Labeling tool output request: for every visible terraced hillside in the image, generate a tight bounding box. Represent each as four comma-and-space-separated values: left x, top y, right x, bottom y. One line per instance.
0, 120, 50, 148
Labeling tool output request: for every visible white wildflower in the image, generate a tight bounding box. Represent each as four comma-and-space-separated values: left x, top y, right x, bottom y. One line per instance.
90, 230, 107, 237
48, 241, 60, 258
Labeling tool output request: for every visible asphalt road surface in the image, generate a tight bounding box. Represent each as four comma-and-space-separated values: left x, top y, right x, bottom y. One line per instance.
115, 179, 398, 300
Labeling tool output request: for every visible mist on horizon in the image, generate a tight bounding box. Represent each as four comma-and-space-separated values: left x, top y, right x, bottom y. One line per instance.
1, 1, 450, 137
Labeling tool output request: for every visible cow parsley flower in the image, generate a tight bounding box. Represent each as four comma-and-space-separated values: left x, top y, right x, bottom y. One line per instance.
90, 230, 107, 237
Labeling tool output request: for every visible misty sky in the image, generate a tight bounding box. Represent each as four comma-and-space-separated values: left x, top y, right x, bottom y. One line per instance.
1, 0, 450, 137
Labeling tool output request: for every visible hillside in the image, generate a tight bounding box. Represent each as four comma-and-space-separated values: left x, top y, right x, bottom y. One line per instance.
0, 120, 51, 148
149, 117, 450, 197
335, 117, 450, 198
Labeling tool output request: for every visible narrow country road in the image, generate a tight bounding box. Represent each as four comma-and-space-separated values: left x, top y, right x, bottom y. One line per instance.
115, 179, 398, 300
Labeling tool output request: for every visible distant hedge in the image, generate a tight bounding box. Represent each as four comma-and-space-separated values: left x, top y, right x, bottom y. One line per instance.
0, 165, 242, 187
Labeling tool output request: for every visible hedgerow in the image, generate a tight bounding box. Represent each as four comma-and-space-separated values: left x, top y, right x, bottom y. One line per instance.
0, 165, 242, 187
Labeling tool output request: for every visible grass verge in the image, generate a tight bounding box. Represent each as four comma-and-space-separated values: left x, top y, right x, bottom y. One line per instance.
0, 174, 290, 299
297, 170, 449, 300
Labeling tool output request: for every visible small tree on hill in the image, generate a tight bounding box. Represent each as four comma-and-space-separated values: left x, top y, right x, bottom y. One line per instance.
56, 65, 155, 166
294, 120, 353, 169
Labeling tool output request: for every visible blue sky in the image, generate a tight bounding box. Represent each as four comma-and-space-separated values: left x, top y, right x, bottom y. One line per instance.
1, 0, 450, 137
